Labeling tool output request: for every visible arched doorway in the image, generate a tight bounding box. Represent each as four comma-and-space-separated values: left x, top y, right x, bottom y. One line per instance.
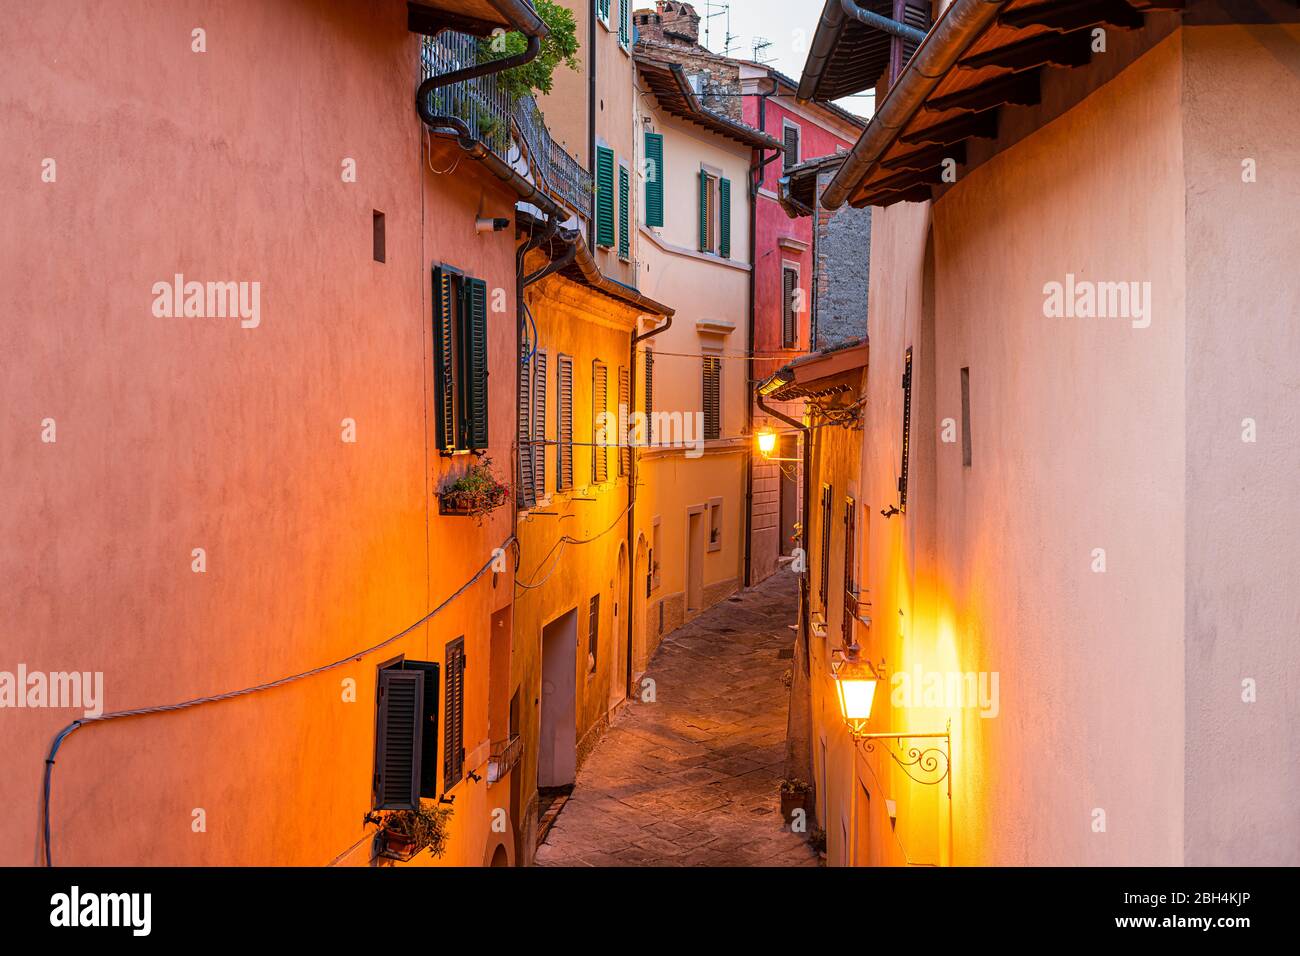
632, 534, 649, 681
611, 543, 629, 711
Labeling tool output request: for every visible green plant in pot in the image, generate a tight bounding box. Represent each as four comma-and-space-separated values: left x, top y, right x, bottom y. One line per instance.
438, 457, 510, 521
367, 804, 454, 860
779, 777, 812, 824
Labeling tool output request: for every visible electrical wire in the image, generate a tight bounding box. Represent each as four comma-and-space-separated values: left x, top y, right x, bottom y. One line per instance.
40, 534, 516, 867
515, 498, 635, 592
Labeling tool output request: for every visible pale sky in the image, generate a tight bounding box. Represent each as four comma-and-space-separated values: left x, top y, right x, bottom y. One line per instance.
691, 0, 877, 119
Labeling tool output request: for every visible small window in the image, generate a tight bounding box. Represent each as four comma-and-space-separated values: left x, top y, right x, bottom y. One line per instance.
587, 594, 600, 672
782, 264, 800, 349
960, 366, 972, 467
702, 356, 721, 441
374, 659, 440, 809
592, 360, 609, 483
372, 211, 385, 263
556, 354, 574, 490
433, 266, 489, 453
442, 638, 466, 792
708, 497, 723, 553
782, 121, 801, 172
697, 170, 732, 258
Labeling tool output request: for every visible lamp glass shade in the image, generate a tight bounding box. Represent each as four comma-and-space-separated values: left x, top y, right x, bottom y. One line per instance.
757, 431, 777, 456
834, 658, 878, 724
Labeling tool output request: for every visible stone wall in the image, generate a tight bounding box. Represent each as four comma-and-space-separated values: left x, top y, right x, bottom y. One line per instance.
812, 167, 872, 349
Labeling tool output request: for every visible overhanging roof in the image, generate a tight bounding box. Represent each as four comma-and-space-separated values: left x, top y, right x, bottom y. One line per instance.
758, 339, 868, 401
797, 1, 932, 102
634, 55, 784, 150
407, 0, 547, 38
815, 0, 1185, 209
778, 153, 848, 217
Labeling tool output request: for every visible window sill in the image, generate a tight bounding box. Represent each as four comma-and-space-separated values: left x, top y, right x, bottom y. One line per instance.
810, 614, 828, 640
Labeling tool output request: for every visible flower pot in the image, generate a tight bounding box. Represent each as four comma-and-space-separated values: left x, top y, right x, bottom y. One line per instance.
382, 828, 417, 859
780, 790, 809, 823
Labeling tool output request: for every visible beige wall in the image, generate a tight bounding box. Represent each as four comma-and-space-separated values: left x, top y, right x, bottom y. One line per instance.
1181, 23, 1300, 865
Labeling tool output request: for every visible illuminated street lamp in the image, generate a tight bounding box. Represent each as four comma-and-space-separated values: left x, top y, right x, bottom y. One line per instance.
755, 428, 798, 462
831, 644, 953, 795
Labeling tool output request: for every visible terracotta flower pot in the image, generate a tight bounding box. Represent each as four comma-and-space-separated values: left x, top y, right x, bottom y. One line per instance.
383, 828, 417, 857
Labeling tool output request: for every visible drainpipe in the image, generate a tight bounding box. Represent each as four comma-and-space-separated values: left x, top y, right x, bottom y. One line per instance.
625, 312, 674, 699
587, 1, 598, 251
742, 85, 776, 591
756, 392, 811, 670
838, 0, 927, 43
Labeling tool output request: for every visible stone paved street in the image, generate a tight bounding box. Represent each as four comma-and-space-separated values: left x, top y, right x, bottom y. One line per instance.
535, 569, 819, 867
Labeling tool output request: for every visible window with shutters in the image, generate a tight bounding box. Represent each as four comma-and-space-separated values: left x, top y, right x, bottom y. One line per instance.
596, 146, 615, 248
697, 168, 730, 257
592, 360, 609, 484
702, 356, 721, 441
517, 343, 535, 509
618, 366, 631, 476
782, 120, 801, 172
556, 354, 574, 490
432, 265, 489, 454
532, 350, 548, 500
587, 593, 600, 673
899, 347, 912, 512
374, 659, 440, 810
443, 638, 466, 792
618, 0, 631, 47
842, 496, 857, 645
781, 263, 800, 349
644, 132, 664, 228
597, 0, 610, 27
618, 164, 631, 262
819, 483, 833, 610
643, 349, 655, 445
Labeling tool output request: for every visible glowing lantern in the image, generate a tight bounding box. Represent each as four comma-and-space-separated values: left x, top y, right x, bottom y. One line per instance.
757, 430, 777, 456
832, 652, 879, 736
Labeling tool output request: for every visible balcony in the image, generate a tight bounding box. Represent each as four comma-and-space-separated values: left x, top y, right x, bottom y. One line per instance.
487, 734, 524, 786
420, 33, 592, 221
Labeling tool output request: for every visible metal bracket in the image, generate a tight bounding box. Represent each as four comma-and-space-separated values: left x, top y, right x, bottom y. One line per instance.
850, 720, 951, 798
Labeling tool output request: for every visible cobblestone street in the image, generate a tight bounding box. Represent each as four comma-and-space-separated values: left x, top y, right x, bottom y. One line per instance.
535, 569, 819, 867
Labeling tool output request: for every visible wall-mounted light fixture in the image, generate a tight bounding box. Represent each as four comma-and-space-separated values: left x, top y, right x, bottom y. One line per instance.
831, 642, 951, 796
756, 428, 799, 461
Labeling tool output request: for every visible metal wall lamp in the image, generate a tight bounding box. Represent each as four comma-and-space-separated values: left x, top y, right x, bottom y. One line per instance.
830, 643, 952, 798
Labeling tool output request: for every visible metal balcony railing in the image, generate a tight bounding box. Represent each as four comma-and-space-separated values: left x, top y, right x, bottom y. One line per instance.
421, 33, 593, 221
488, 734, 524, 785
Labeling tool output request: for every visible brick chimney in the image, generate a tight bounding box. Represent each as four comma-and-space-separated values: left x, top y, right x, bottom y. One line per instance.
634, 1, 701, 47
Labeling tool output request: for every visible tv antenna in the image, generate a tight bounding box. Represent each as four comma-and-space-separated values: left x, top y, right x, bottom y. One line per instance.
752, 36, 774, 64
701, 0, 729, 52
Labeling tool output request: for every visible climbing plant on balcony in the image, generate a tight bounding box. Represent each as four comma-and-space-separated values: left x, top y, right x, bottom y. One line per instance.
478, 0, 580, 100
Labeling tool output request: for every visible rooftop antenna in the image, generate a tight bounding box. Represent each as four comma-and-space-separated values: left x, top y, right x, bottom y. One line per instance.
752, 36, 773, 64
701, 0, 728, 52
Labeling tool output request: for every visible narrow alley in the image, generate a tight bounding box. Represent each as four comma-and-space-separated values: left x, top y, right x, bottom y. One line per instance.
535, 570, 818, 867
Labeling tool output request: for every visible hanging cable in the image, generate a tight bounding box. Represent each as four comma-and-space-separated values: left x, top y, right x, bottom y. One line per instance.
40, 534, 516, 867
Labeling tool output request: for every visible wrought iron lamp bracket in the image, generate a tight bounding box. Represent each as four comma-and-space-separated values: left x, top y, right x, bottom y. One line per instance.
849, 719, 952, 798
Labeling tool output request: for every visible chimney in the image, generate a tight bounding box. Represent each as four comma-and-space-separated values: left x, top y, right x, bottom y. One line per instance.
640, 0, 699, 47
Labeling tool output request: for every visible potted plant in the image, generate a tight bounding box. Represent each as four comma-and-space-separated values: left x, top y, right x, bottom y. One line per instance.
367, 804, 454, 862
438, 457, 510, 521
780, 778, 812, 824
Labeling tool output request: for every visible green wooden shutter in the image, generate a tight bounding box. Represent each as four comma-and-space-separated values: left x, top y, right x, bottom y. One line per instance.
842, 497, 857, 644
599, 0, 610, 22
899, 347, 912, 513
375, 668, 424, 810
782, 267, 797, 347
643, 349, 654, 444
619, 0, 630, 46
719, 177, 731, 259
618, 165, 630, 261
698, 170, 709, 252
557, 354, 574, 489
532, 351, 548, 499
464, 277, 489, 451
819, 484, 833, 609
592, 361, 609, 483
644, 132, 664, 227
596, 147, 615, 248
402, 661, 441, 799
432, 267, 456, 452
702, 357, 720, 441
443, 638, 466, 791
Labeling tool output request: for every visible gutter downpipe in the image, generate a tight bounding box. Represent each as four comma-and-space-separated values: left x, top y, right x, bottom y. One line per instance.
839, 0, 928, 43
626, 312, 674, 699
587, 0, 598, 251
820, 0, 1007, 210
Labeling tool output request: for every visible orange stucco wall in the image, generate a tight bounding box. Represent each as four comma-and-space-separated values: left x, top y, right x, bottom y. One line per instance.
2, 0, 521, 866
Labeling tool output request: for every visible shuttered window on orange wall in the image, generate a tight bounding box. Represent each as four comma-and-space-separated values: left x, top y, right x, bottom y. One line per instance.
592, 360, 609, 483
557, 354, 574, 490
442, 638, 466, 792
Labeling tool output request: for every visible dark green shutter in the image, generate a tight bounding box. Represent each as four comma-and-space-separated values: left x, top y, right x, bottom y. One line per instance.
842, 497, 857, 645
443, 638, 465, 791
644, 132, 664, 227
643, 350, 654, 444
619, 0, 630, 45
432, 267, 456, 452
517, 342, 534, 508
702, 357, 720, 441
375, 668, 424, 810
401, 661, 441, 799
782, 266, 797, 347
899, 347, 912, 513
533, 351, 548, 499
618, 165, 630, 261
719, 177, 731, 258
599, 0, 610, 21
698, 170, 709, 252
465, 278, 489, 450
596, 147, 615, 248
